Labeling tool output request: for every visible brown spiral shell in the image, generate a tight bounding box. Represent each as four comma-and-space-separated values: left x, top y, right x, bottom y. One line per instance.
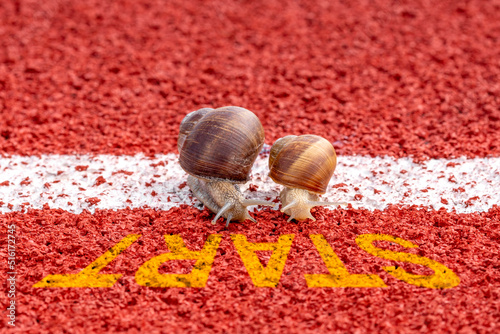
178, 106, 265, 183
268, 135, 337, 194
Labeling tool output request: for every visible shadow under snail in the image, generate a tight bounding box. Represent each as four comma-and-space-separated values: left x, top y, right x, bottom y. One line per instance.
268, 134, 346, 222
178, 106, 275, 227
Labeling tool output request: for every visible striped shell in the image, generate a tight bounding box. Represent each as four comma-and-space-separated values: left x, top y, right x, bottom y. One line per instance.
268, 135, 337, 194
178, 106, 265, 183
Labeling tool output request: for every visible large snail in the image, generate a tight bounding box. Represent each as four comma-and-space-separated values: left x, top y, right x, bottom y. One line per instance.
178, 106, 274, 227
268, 135, 346, 222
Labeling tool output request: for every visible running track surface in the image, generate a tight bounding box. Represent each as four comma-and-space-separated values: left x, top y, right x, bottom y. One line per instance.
1, 0, 500, 333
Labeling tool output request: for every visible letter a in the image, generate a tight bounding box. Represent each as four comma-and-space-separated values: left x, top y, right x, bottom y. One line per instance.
231, 234, 294, 288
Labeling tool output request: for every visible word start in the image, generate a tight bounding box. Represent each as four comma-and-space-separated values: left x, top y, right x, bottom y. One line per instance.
34, 233, 459, 289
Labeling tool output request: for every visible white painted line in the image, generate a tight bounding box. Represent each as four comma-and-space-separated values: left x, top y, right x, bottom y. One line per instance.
0, 153, 498, 214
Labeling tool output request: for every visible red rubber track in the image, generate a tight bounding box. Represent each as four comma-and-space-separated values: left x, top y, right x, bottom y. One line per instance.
0, 0, 499, 160
4, 206, 500, 333
1, 0, 500, 333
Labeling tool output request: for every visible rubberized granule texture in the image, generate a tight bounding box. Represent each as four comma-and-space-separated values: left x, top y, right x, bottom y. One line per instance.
0, 0, 499, 160
1, 0, 500, 333
2, 206, 500, 333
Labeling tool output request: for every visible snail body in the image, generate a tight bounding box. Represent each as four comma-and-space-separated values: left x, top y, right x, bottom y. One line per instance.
269, 135, 346, 221
178, 106, 274, 226
187, 176, 269, 224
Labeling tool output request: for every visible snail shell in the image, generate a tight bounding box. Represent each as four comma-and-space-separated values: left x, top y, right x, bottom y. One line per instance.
179, 106, 265, 183
268, 135, 345, 221
269, 135, 337, 194
178, 106, 274, 226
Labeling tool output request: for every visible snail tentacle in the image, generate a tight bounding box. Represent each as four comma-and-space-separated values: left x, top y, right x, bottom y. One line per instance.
283, 200, 316, 222
308, 201, 348, 207
241, 199, 275, 207
280, 187, 344, 222
247, 215, 258, 224
225, 213, 233, 227
280, 201, 297, 213
188, 176, 267, 226
212, 201, 233, 225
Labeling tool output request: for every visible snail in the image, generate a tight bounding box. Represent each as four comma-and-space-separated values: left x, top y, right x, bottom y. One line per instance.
268, 134, 346, 222
178, 106, 275, 227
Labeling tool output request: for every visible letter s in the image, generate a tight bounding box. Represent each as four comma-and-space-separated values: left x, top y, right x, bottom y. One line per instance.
356, 234, 460, 289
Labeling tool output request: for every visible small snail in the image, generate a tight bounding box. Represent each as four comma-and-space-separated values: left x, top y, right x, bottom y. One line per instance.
268, 135, 346, 222
178, 106, 274, 227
